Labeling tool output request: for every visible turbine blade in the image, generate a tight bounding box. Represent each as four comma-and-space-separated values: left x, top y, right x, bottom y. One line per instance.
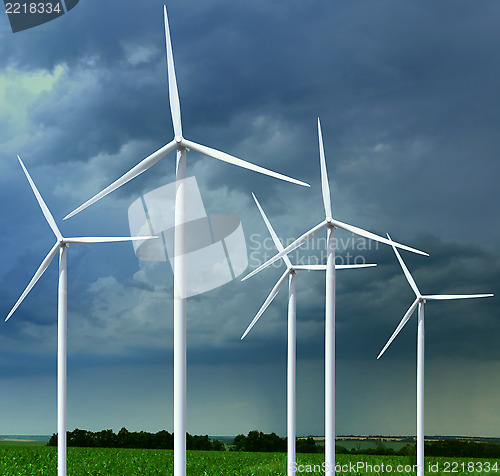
332, 218, 429, 256
5, 242, 60, 322
64, 140, 177, 220
241, 270, 290, 340
65, 236, 158, 243
423, 294, 494, 300
163, 5, 182, 138
293, 265, 327, 271
241, 220, 328, 281
335, 264, 377, 269
292, 264, 377, 271
18, 156, 62, 241
377, 298, 419, 359
386, 233, 421, 297
318, 118, 332, 218
181, 138, 310, 188
252, 193, 292, 269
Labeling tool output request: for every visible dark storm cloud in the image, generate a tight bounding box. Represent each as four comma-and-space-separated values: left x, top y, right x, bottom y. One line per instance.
5, 0, 499, 221
158, 0, 500, 241
0, 0, 498, 435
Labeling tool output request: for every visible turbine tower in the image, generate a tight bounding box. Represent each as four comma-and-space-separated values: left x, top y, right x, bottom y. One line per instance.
242, 193, 376, 475
6, 156, 156, 476
243, 118, 428, 472
63, 7, 309, 476
377, 234, 493, 476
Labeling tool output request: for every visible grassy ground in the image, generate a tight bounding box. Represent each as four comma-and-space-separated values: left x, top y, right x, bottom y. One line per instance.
0, 445, 498, 475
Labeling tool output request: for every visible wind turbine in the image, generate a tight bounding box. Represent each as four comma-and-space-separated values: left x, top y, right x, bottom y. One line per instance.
242, 192, 376, 475
62, 6, 309, 476
243, 118, 428, 472
63, 6, 308, 222
5, 156, 156, 476
377, 234, 493, 476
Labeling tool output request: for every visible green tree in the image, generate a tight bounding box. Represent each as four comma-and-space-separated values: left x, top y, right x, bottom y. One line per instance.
296, 437, 318, 454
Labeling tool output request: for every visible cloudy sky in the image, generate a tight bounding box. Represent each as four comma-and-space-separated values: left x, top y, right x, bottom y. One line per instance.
0, 0, 499, 439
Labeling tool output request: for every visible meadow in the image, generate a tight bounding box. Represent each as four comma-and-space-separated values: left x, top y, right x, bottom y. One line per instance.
0, 444, 498, 475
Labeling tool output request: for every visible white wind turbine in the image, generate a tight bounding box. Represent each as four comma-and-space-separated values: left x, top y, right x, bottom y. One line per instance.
5, 156, 156, 476
377, 234, 493, 476
63, 6, 308, 222
62, 6, 309, 476
243, 118, 428, 472
242, 192, 376, 476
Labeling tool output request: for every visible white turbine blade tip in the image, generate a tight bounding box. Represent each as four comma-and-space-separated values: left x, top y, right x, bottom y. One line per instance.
17, 155, 62, 240
424, 293, 494, 300
182, 138, 310, 187
377, 298, 419, 359
66, 236, 158, 244
64, 209, 78, 221
163, 3, 182, 138
317, 118, 332, 218
5, 242, 60, 321
333, 219, 430, 256
241, 317, 261, 340
241, 326, 253, 340
241, 270, 289, 338
336, 263, 377, 269
377, 344, 390, 360
293, 265, 327, 271
131, 235, 158, 240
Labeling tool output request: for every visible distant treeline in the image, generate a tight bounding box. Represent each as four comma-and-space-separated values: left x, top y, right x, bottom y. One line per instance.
343, 440, 500, 459
425, 440, 500, 459
47, 428, 224, 451
232, 431, 287, 453
231, 431, 500, 458
47, 429, 500, 458
231, 432, 323, 453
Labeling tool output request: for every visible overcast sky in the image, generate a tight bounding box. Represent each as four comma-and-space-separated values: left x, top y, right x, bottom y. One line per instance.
0, 0, 499, 439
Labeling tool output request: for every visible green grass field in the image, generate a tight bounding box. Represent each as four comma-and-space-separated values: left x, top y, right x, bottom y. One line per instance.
0, 444, 498, 475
